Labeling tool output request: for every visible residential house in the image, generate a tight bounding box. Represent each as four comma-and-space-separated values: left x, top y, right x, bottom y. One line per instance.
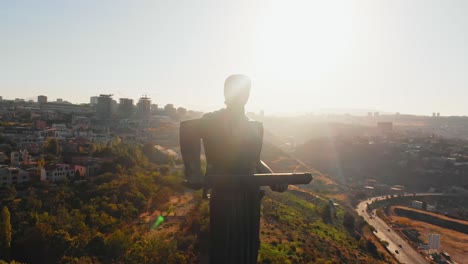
0, 152, 7, 164
0, 166, 30, 185
41, 163, 74, 182
72, 165, 87, 178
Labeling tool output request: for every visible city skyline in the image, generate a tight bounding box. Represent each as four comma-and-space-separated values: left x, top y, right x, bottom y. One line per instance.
2, 0, 468, 115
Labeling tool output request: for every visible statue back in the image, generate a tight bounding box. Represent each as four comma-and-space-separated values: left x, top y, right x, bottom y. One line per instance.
180, 110, 267, 264
201, 111, 263, 176
180, 110, 264, 180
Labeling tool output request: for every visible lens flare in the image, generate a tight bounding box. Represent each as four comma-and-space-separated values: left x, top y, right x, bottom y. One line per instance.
151, 215, 165, 229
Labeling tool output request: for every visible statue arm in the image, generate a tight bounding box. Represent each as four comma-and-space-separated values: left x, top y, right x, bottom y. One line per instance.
180, 119, 203, 189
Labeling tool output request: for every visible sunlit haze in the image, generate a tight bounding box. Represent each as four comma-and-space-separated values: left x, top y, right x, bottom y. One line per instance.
1, 0, 468, 115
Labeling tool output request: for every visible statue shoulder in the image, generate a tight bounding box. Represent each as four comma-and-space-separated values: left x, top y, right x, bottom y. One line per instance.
202, 109, 226, 120
247, 120, 263, 139
249, 120, 263, 129
180, 110, 226, 133
180, 118, 203, 136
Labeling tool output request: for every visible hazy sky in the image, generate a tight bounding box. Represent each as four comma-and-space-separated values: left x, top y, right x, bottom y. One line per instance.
1, 0, 468, 115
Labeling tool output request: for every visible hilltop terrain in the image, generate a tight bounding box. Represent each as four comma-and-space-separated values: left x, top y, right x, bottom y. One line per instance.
0, 113, 400, 263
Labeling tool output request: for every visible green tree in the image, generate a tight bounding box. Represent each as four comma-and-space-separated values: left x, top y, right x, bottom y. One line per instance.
159, 165, 170, 176
4, 186, 16, 202
142, 143, 156, 161
0, 133, 6, 144
125, 236, 187, 264
44, 138, 61, 156
104, 229, 131, 262
0, 206, 12, 260
343, 212, 355, 232
321, 204, 333, 224
366, 240, 379, 257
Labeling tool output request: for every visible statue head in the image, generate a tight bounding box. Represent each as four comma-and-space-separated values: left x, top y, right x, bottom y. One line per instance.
224, 74, 251, 107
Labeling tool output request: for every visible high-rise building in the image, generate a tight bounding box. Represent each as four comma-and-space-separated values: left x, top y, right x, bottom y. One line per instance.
177, 107, 187, 118
137, 96, 151, 117
96, 94, 113, 119
111, 100, 118, 116
10, 152, 20, 166
164, 104, 176, 117
119, 98, 134, 118
38, 95, 47, 104
90, 96, 99, 105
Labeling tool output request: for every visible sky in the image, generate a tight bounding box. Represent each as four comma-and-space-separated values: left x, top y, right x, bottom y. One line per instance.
1, 0, 468, 116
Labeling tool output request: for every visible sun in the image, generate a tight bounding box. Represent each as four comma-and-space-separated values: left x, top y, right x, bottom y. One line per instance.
252, 0, 354, 82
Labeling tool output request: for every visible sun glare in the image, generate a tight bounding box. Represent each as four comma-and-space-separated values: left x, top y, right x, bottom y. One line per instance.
253, 0, 354, 82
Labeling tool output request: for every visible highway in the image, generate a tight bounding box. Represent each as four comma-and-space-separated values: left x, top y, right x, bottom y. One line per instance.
356, 195, 430, 264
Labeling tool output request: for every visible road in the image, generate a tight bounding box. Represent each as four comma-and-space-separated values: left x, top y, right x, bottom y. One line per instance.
357, 195, 431, 264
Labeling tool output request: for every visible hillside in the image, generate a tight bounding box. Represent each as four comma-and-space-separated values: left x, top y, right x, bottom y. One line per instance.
257, 116, 373, 145
258, 142, 396, 263
258, 190, 394, 264
391, 206, 468, 234
261, 142, 343, 196
293, 134, 468, 190
0, 140, 397, 263
160, 141, 398, 263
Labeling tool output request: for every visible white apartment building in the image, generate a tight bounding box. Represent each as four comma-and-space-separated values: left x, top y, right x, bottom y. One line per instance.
41, 163, 74, 182
0, 166, 30, 185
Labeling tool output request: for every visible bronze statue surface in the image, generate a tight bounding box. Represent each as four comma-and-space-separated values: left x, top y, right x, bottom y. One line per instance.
181, 107, 266, 264
180, 75, 310, 264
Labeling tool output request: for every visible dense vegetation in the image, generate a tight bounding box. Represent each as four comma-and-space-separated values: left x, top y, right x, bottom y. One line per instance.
0, 139, 396, 263
0, 142, 194, 263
